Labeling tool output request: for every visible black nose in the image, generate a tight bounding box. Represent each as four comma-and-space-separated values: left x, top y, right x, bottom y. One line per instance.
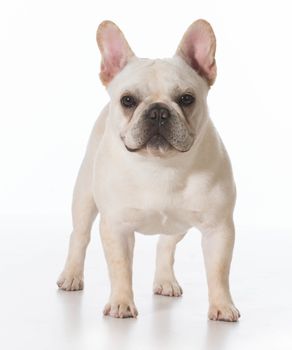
147, 103, 170, 126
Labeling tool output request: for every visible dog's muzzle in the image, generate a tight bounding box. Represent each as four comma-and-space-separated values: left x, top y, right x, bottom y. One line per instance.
122, 102, 195, 153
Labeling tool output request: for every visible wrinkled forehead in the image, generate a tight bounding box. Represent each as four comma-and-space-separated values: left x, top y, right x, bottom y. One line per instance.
107, 57, 208, 99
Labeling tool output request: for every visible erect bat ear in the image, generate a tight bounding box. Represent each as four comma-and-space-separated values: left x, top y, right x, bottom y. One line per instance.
96, 21, 135, 86
176, 19, 217, 86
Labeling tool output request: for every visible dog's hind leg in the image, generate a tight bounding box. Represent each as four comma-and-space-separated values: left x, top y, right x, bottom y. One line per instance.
153, 233, 185, 297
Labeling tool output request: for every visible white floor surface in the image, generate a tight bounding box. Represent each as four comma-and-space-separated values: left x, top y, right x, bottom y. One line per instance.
0, 214, 291, 350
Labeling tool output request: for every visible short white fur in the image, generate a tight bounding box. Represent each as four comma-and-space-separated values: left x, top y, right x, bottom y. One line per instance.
57, 20, 240, 322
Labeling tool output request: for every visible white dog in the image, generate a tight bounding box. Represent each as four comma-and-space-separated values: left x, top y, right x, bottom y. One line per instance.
57, 19, 240, 322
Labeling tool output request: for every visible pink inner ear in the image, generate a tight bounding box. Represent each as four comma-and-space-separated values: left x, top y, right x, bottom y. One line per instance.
179, 21, 216, 85
185, 30, 212, 71
99, 24, 131, 84
103, 28, 127, 69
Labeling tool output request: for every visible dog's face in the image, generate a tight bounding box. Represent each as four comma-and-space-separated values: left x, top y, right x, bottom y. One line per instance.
96, 20, 216, 156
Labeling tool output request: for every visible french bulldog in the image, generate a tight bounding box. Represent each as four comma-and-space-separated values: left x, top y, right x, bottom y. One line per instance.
57, 19, 240, 322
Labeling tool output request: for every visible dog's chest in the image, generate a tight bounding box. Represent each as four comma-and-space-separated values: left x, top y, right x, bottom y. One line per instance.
96, 169, 205, 235
93, 148, 211, 234
126, 206, 199, 235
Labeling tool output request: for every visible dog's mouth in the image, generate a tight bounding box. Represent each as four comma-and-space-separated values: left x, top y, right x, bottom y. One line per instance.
124, 132, 193, 154
146, 134, 170, 148
125, 133, 172, 153
122, 104, 195, 154
145, 133, 174, 154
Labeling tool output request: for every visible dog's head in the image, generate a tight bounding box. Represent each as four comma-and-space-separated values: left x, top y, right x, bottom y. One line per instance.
96, 20, 216, 156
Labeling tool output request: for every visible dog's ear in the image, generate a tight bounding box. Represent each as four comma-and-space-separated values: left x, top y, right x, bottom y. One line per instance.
176, 19, 216, 86
96, 21, 135, 86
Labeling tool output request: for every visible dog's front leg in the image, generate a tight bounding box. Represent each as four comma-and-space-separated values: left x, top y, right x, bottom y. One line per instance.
57, 165, 97, 291
201, 219, 240, 322
100, 219, 137, 318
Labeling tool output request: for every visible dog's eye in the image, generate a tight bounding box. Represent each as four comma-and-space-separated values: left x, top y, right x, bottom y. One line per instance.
121, 95, 137, 108
178, 94, 195, 107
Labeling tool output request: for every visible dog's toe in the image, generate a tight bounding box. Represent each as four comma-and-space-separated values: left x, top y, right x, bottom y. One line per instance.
208, 303, 240, 322
153, 280, 183, 297
57, 272, 84, 291
103, 300, 138, 318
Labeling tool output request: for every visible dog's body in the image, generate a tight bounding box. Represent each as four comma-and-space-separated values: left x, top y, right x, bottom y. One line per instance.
57, 20, 240, 321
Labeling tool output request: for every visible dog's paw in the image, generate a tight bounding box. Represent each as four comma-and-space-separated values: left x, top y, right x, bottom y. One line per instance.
208, 303, 240, 322
57, 270, 84, 291
153, 279, 183, 297
103, 299, 138, 318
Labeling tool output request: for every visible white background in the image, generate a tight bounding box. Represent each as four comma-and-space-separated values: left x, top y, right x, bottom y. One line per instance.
0, 1, 292, 350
